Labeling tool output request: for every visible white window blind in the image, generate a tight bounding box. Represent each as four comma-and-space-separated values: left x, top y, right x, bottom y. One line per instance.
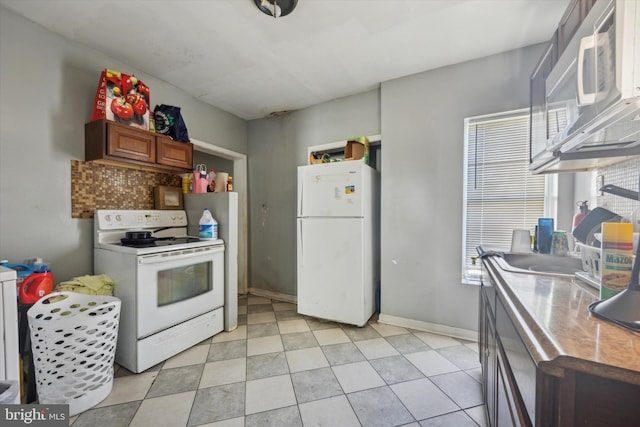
462, 110, 546, 283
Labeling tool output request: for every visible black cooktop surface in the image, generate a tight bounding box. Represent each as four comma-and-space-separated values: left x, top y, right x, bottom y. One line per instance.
120, 236, 202, 248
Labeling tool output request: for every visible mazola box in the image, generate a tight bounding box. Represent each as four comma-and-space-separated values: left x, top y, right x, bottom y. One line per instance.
91, 68, 150, 130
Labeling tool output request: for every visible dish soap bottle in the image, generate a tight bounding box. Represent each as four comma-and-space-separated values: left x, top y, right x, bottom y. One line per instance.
572, 201, 590, 232
199, 208, 218, 240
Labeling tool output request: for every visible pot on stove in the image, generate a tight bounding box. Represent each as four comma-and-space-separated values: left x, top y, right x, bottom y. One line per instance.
121, 230, 156, 246
126, 231, 152, 240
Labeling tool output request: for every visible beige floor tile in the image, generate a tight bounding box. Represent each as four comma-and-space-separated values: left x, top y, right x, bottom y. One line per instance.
95, 371, 158, 407
212, 325, 247, 343
331, 361, 385, 393
199, 358, 246, 388
299, 395, 360, 427
129, 391, 195, 427
247, 311, 277, 325
162, 343, 209, 369
198, 417, 246, 427
247, 335, 284, 356
286, 347, 329, 373
273, 302, 297, 312
248, 296, 271, 305
245, 374, 296, 415
405, 350, 459, 376
354, 338, 400, 360
414, 331, 461, 349
277, 319, 310, 334
369, 322, 409, 337
465, 405, 488, 427
312, 328, 350, 346
391, 378, 458, 420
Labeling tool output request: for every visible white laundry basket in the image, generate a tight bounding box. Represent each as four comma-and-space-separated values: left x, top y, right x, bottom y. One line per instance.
27, 292, 121, 416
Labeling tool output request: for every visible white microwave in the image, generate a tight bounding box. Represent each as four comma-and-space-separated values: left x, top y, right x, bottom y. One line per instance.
532, 0, 640, 172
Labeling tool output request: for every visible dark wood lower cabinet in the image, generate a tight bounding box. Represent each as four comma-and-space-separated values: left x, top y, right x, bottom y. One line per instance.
480, 283, 533, 427
480, 266, 640, 426
558, 370, 640, 427
481, 291, 497, 427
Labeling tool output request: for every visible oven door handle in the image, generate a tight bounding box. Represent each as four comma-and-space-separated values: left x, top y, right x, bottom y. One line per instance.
138, 248, 217, 265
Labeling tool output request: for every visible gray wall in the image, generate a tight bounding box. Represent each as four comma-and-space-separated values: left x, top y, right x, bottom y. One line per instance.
246, 44, 551, 332
247, 90, 381, 295
380, 44, 546, 331
0, 7, 247, 282
0, 4, 582, 333
193, 151, 234, 180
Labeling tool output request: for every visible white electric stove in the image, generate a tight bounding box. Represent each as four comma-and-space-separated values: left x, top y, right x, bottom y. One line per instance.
94, 209, 225, 373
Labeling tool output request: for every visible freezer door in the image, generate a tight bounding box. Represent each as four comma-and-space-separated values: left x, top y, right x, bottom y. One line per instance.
297, 217, 374, 326
298, 162, 367, 218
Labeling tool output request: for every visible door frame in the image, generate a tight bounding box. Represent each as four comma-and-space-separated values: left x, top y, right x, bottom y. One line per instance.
190, 138, 248, 295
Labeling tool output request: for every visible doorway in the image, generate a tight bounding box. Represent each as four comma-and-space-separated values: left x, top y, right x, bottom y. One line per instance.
190, 138, 248, 295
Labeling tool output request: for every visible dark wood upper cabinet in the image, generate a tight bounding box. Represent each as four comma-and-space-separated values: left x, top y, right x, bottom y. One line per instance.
85, 119, 193, 171
156, 135, 193, 169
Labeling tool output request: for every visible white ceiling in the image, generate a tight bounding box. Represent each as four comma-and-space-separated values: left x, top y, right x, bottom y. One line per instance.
0, 0, 570, 120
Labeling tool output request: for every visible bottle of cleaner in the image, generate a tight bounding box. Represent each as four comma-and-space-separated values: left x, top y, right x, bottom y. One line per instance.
199, 208, 218, 240
572, 201, 590, 232
600, 222, 633, 300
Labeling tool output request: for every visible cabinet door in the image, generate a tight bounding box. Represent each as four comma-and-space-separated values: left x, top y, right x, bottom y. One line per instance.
497, 349, 523, 427
156, 137, 193, 169
530, 35, 557, 169
107, 123, 155, 163
484, 305, 497, 427
558, 0, 582, 54
558, 0, 597, 56
496, 298, 535, 427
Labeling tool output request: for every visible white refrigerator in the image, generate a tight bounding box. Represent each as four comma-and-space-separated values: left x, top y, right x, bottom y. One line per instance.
297, 161, 379, 327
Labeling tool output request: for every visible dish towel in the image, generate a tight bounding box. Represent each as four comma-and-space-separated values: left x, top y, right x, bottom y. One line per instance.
55, 274, 115, 296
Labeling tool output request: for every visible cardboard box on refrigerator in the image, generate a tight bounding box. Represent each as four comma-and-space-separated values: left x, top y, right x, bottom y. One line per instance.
90, 68, 150, 130
344, 136, 369, 162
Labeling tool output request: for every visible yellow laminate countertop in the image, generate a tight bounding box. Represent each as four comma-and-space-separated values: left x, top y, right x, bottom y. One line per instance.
483, 255, 640, 385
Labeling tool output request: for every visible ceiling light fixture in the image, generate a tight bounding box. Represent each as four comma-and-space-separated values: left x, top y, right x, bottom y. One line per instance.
254, 0, 297, 18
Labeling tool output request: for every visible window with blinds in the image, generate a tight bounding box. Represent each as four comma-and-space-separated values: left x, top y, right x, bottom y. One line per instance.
462, 109, 546, 283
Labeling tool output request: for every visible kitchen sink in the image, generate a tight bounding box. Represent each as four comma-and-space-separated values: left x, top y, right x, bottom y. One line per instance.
495, 252, 584, 277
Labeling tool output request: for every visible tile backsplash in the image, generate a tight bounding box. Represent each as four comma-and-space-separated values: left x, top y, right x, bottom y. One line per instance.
596, 158, 640, 219
71, 160, 182, 218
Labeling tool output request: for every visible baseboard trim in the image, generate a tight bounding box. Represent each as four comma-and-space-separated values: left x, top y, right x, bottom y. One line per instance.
245, 290, 477, 342
248, 287, 297, 304
378, 313, 478, 342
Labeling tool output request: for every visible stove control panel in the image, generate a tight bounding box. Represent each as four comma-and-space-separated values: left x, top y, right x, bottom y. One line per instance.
95, 210, 187, 230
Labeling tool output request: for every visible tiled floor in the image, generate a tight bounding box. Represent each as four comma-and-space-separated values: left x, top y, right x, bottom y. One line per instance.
69, 295, 487, 427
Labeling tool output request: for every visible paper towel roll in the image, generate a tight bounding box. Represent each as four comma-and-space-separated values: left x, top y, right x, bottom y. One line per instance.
215, 172, 228, 192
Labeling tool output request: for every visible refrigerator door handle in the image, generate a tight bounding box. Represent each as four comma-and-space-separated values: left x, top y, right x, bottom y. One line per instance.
297, 220, 303, 262
297, 169, 303, 217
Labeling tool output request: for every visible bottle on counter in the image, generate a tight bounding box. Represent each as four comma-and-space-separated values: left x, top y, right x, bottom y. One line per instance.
600, 222, 633, 300
198, 208, 218, 240
208, 168, 216, 192
227, 175, 233, 192
572, 201, 590, 232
